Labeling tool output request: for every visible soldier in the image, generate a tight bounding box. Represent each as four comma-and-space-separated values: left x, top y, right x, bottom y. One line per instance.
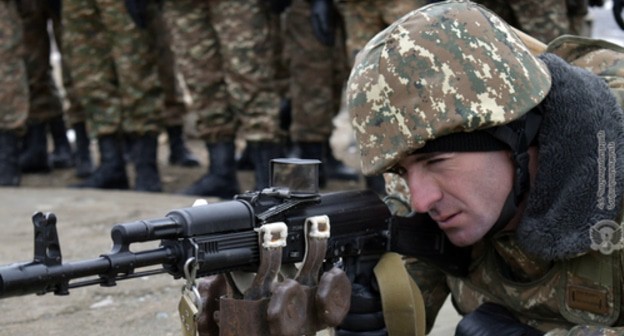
0, 0, 29, 186
337, 0, 428, 194
17, 0, 73, 173
145, 4, 200, 168
281, 0, 359, 187
163, 0, 286, 198
340, 1, 624, 334
63, 0, 164, 192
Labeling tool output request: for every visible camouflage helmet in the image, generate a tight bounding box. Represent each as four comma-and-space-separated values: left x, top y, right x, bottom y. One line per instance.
348, 0, 552, 176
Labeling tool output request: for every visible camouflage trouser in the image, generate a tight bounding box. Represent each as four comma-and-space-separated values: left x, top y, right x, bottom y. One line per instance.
146, 4, 187, 128
62, 0, 163, 137
162, 0, 284, 143
0, 0, 29, 132
284, 0, 349, 142
17, 0, 63, 124
473, 0, 571, 43
270, 11, 290, 100
566, 0, 590, 37
338, 0, 427, 64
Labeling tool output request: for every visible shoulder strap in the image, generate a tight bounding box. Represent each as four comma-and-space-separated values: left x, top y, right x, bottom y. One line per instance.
374, 252, 426, 336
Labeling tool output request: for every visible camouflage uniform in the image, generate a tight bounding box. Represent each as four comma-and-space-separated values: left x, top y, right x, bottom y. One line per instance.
472, 0, 571, 43
16, 0, 63, 124
16, 0, 78, 172
0, 0, 28, 186
0, 0, 28, 132
163, 0, 285, 195
146, 4, 186, 129
347, 2, 624, 334
62, 0, 163, 137
162, 0, 283, 143
63, 0, 165, 192
337, 0, 428, 64
284, 0, 348, 143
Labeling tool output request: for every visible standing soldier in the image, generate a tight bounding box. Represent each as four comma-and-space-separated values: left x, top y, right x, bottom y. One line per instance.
63, 0, 164, 192
338, 0, 428, 64
146, 4, 200, 168
282, 0, 359, 187
0, 0, 29, 186
337, 0, 428, 194
163, 0, 286, 198
17, 0, 74, 174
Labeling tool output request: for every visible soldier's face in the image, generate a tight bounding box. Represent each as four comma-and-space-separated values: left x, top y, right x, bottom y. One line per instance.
397, 151, 514, 246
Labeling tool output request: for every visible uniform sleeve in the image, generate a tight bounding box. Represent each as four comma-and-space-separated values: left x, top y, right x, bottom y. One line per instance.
404, 257, 451, 334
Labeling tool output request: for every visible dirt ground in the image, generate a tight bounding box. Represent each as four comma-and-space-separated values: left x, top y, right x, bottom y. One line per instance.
0, 115, 460, 335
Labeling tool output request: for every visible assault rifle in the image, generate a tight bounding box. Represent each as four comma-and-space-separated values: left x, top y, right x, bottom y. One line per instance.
0, 159, 469, 335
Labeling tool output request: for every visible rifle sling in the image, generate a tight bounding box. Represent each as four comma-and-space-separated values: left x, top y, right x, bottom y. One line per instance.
374, 252, 426, 336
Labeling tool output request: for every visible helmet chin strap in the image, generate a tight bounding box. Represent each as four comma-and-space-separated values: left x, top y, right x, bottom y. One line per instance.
485, 110, 542, 236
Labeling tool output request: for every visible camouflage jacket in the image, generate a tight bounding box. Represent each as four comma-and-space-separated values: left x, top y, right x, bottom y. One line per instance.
390, 38, 624, 335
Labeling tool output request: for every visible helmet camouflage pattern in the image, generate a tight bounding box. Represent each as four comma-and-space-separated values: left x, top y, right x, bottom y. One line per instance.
348, 0, 552, 176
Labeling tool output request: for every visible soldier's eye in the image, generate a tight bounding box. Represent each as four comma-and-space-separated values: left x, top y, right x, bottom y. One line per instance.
390, 165, 407, 176
426, 157, 446, 166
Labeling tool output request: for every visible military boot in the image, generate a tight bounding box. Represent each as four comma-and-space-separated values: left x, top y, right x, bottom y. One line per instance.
70, 134, 129, 190
72, 122, 93, 178
48, 115, 74, 169
19, 122, 50, 173
166, 125, 200, 167
132, 133, 162, 192
297, 142, 327, 188
0, 131, 21, 186
247, 141, 286, 190
181, 141, 240, 198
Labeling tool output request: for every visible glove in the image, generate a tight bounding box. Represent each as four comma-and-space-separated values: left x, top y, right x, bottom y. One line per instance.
310, 0, 336, 46
124, 0, 149, 29
335, 280, 387, 336
588, 0, 604, 6
267, 0, 292, 14
455, 302, 544, 336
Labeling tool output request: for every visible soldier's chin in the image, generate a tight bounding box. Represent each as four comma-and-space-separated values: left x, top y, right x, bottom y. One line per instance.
445, 229, 478, 247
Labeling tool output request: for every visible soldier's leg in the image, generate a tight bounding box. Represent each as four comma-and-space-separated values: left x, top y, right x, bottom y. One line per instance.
0, 0, 29, 186
98, 0, 164, 192
379, 0, 427, 24
164, 0, 240, 198
212, 0, 286, 190
510, 0, 571, 43
147, 3, 199, 168
16, 0, 62, 172
51, 9, 93, 178
285, 0, 351, 187
64, 0, 129, 190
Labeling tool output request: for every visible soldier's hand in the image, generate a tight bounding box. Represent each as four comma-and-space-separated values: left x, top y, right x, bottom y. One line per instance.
456, 302, 544, 336
124, 0, 149, 29
310, 0, 336, 46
